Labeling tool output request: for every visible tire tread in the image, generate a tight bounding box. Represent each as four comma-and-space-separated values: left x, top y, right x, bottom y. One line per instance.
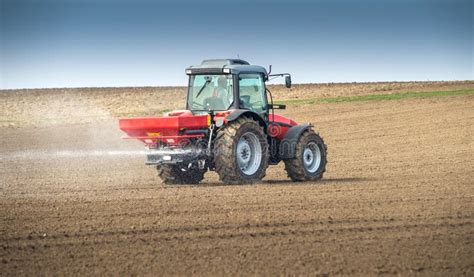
284, 129, 327, 182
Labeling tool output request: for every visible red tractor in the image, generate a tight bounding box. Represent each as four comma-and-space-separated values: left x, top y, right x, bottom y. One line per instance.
119, 59, 327, 184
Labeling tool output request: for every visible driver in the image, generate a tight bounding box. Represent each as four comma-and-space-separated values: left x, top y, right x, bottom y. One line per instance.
212, 76, 231, 107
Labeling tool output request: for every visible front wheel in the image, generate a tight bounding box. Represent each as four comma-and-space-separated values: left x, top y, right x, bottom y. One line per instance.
284, 130, 327, 181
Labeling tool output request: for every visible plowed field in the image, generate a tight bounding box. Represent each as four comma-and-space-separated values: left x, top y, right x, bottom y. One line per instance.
1, 82, 473, 275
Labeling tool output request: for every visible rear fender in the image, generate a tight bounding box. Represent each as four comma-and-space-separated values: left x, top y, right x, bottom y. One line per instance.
279, 123, 312, 159
225, 110, 267, 131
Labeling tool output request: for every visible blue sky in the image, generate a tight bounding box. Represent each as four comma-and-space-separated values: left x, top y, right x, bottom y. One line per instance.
1, 0, 472, 89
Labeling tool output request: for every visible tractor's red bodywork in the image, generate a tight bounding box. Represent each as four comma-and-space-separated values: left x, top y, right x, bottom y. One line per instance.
269, 114, 297, 140
119, 110, 296, 145
119, 111, 207, 145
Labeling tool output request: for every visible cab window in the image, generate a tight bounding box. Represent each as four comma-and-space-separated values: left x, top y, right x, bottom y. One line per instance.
187, 74, 233, 111
238, 74, 266, 114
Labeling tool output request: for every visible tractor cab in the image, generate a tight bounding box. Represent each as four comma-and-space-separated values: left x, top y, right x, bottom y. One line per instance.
185, 59, 290, 118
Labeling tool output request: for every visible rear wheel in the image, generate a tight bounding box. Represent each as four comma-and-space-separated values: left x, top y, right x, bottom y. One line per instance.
214, 117, 269, 184
157, 164, 206, 184
284, 129, 327, 181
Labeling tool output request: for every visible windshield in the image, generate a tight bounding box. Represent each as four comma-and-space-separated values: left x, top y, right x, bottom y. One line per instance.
187, 74, 233, 111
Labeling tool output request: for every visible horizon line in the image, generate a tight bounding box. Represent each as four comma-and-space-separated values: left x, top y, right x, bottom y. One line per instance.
1, 80, 473, 92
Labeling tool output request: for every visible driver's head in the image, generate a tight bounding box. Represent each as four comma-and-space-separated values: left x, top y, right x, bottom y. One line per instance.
218, 76, 227, 88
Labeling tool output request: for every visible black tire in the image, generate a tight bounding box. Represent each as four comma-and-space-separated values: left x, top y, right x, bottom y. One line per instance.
214, 117, 269, 184
284, 129, 327, 182
157, 164, 206, 184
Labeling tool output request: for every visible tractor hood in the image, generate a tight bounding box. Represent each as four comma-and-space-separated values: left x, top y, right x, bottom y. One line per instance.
268, 114, 298, 140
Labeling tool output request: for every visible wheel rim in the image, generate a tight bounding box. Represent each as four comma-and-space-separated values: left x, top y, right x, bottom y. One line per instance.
303, 142, 321, 173
236, 132, 262, 176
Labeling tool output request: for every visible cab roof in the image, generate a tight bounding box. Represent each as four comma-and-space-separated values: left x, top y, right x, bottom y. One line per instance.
186, 59, 268, 75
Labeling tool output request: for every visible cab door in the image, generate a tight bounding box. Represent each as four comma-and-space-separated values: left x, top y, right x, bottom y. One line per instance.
238, 73, 268, 119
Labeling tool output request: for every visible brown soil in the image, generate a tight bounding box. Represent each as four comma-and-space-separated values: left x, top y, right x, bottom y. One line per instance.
2, 81, 473, 127
1, 83, 473, 275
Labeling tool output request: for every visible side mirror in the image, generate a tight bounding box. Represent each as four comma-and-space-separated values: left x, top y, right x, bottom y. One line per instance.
285, 75, 292, 88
